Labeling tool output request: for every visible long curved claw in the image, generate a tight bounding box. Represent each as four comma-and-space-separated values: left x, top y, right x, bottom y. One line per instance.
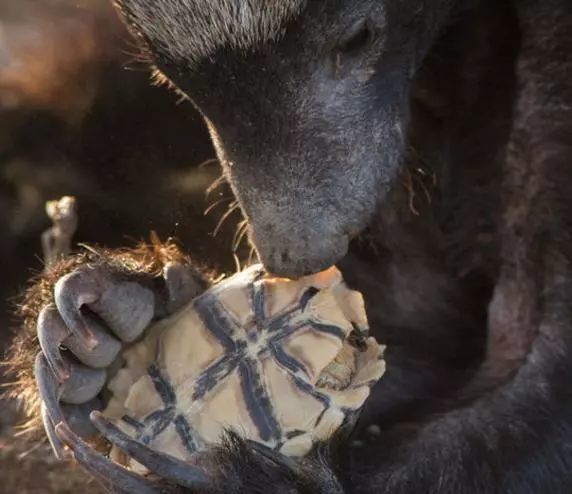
35, 352, 66, 457
247, 440, 298, 471
54, 268, 155, 346
54, 271, 101, 347
91, 411, 209, 490
55, 422, 166, 494
35, 352, 65, 425
38, 306, 122, 382
41, 402, 65, 459
37, 306, 72, 381
36, 351, 104, 445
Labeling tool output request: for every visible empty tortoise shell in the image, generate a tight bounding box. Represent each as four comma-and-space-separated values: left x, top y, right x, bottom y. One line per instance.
104, 265, 385, 468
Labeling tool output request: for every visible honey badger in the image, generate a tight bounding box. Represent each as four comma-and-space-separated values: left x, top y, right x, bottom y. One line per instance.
6, 0, 572, 493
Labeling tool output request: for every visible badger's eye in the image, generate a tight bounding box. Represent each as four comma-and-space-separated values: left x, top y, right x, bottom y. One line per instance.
337, 19, 375, 55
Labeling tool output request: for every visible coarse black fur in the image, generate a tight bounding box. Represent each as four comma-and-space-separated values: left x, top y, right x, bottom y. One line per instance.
8, 0, 572, 492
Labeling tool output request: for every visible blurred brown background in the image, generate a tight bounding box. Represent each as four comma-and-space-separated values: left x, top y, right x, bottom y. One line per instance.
0, 1, 241, 491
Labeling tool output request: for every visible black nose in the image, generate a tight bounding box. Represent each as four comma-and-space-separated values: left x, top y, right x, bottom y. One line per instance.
255, 236, 349, 279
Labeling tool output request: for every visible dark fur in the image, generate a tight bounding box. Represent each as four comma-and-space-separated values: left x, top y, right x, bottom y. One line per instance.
8, 0, 572, 492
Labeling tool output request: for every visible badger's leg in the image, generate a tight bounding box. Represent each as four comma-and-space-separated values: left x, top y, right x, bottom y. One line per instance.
35, 260, 206, 458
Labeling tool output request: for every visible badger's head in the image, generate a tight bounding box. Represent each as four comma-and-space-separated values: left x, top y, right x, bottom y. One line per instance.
115, 0, 454, 277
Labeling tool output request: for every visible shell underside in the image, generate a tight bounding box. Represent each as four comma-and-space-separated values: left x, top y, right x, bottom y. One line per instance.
104, 265, 385, 465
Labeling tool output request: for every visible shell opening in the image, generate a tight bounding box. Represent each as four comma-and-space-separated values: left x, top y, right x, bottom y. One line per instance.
315, 327, 368, 391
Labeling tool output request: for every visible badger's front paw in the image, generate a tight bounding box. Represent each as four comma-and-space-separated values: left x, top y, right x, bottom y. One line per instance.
54, 414, 210, 493
34, 261, 205, 459
54, 411, 334, 494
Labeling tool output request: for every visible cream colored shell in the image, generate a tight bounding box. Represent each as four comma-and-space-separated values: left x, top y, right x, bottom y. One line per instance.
104, 265, 385, 468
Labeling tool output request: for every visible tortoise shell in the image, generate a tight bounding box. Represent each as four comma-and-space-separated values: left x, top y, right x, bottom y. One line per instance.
104, 265, 385, 468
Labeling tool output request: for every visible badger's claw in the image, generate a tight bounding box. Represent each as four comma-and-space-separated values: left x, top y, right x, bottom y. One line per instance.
55, 422, 169, 494
35, 353, 65, 425
41, 402, 65, 459
37, 307, 73, 381
91, 411, 209, 489
54, 267, 155, 345
35, 353, 66, 457
38, 306, 123, 380
248, 440, 299, 471
35, 351, 100, 443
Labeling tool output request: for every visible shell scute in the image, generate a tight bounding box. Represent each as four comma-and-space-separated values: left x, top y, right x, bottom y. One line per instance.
282, 329, 344, 381
261, 358, 326, 430
158, 309, 226, 387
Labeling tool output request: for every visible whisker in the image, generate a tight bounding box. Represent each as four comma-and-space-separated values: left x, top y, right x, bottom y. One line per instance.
17, 440, 44, 460
213, 202, 240, 237
122, 40, 153, 67
401, 171, 419, 216
206, 175, 227, 197
199, 158, 220, 170
176, 93, 189, 105
232, 220, 250, 252
231, 220, 245, 250
412, 173, 432, 205
247, 245, 259, 266
204, 197, 232, 216
233, 253, 242, 273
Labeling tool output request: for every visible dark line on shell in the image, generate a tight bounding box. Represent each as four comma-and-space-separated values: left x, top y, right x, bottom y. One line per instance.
314, 408, 328, 428
250, 281, 266, 331
309, 321, 347, 341
269, 340, 309, 377
194, 294, 239, 352
268, 317, 309, 339
267, 308, 300, 333
267, 286, 319, 334
285, 429, 306, 440
289, 373, 331, 408
148, 364, 177, 405
239, 358, 281, 442
141, 407, 175, 444
192, 355, 239, 401
300, 287, 320, 310
121, 415, 144, 430
144, 408, 167, 425
174, 414, 199, 454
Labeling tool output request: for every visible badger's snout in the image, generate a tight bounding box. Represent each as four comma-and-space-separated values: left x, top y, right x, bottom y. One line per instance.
250, 223, 350, 279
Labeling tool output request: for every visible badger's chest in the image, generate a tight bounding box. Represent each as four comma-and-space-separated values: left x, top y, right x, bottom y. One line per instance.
104, 265, 385, 467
